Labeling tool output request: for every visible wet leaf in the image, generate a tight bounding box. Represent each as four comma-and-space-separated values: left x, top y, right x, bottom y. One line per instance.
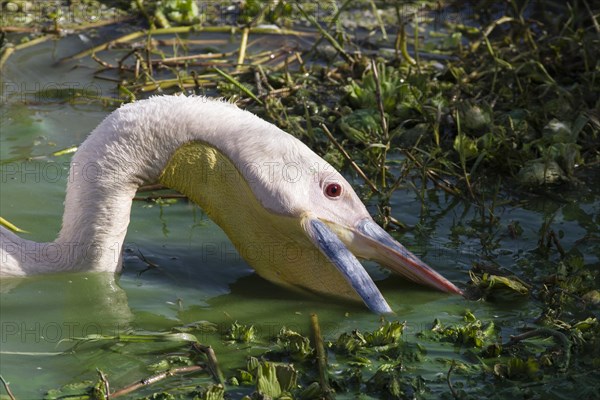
495, 357, 541, 380
45, 381, 95, 399
274, 363, 298, 393
543, 119, 572, 143
193, 384, 225, 400
470, 271, 530, 295
344, 64, 405, 113
366, 362, 403, 399
572, 317, 598, 332
423, 312, 498, 348
364, 321, 405, 346
148, 356, 193, 372
237, 369, 254, 385
516, 160, 567, 186
141, 392, 175, 400
334, 330, 368, 354
582, 291, 600, 306
458, 102, 492, 134
155, 0, 200, 26
453, 133, 479, 159
275, 327, 312, 360
0, 216, 29, 233
254, 361, 297, 398
298, 382, 321, 400
225, 322, 256, 343
257, 362, 282, 398
173, 320, 218, 334
338, 109, 383, 143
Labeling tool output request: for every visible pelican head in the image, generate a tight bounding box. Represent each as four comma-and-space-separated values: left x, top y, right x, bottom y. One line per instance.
156, 97, 462, 314
0, 96, 462, 313
292, 168, 464, 313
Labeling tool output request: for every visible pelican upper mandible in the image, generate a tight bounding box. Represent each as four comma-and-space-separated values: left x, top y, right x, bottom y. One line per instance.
0, 96, 462, 313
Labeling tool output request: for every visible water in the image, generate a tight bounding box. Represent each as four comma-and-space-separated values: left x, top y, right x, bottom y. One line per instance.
1, 30, 599, 398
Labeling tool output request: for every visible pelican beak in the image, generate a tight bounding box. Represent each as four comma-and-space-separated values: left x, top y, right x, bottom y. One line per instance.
303, 217, 393, 314
303, 216, 462, 313
351, 218, 463, 295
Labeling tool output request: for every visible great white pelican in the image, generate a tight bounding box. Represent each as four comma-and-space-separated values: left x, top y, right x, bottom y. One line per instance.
0, 96, 462, 313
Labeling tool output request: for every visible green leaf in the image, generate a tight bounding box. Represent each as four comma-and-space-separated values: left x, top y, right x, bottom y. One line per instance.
276, 327, 312, 360
193, 384, 225, 400
0, 216, 29, 233
256, 362, 282, 398
225, 322, 256, 343
364, 321, 405, 346
453, 133, 479, 159
470, 271, 530, 295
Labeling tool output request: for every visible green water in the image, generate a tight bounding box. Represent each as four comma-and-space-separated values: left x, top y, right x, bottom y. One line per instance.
1, 35, 599, 399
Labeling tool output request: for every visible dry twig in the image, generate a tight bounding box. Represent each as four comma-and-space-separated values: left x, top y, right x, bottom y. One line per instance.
0, 375, 16, 400
110, 366, 203, 398
192, 343, 225, 384
311, 313, 334, 400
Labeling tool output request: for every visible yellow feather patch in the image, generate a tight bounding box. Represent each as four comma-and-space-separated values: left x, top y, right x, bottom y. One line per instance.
159, 141, 362, 304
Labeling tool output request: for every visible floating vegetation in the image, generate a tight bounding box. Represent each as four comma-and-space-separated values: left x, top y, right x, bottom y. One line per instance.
225, 322, 257, 344
34, 310, 595, 399
241, 358, 298, 399
422, 311, 498, 348
275, 327, 313, 361
468, 269, 531, 299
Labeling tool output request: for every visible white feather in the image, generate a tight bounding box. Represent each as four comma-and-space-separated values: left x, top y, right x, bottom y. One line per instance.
0, 95, 366, 276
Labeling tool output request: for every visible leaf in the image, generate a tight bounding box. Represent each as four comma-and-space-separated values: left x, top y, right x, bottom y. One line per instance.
213, 67, 263, 105
516, 160, 567, 186
52, 146, 78, 157
572, 317, 598, 331
424, 312, 497, 348
505, 357, 540, 380
338, 109, 383, 143
247, 356, 260, 372
334, 330, 367, 354
364, 321, 405, 346
582, 290, 600, 306
298, 382, 321, 400
453, 133, 479, 159
148, 356, 193, 372
367, 362, 403, 398
256, 362, 282, 398
276, 327, 312, 360
274, 363, 298, 393
0, 216, 29, 233
193, 384, 225, 400
225, 322, 256, 343
68, 331, 198, 344
470, 271, 530, 295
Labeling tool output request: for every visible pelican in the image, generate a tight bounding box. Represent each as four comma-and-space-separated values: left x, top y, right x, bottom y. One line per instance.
0, 96, 462, 313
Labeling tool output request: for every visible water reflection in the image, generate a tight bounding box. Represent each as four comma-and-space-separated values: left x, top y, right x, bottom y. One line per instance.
1, 272, 132, 353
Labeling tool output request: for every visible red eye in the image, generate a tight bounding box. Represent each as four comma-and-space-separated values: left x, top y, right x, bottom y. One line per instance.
325, 183, 342, 198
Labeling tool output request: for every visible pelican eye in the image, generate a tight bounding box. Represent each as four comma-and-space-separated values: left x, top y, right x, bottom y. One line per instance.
324, 183, 342, 198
